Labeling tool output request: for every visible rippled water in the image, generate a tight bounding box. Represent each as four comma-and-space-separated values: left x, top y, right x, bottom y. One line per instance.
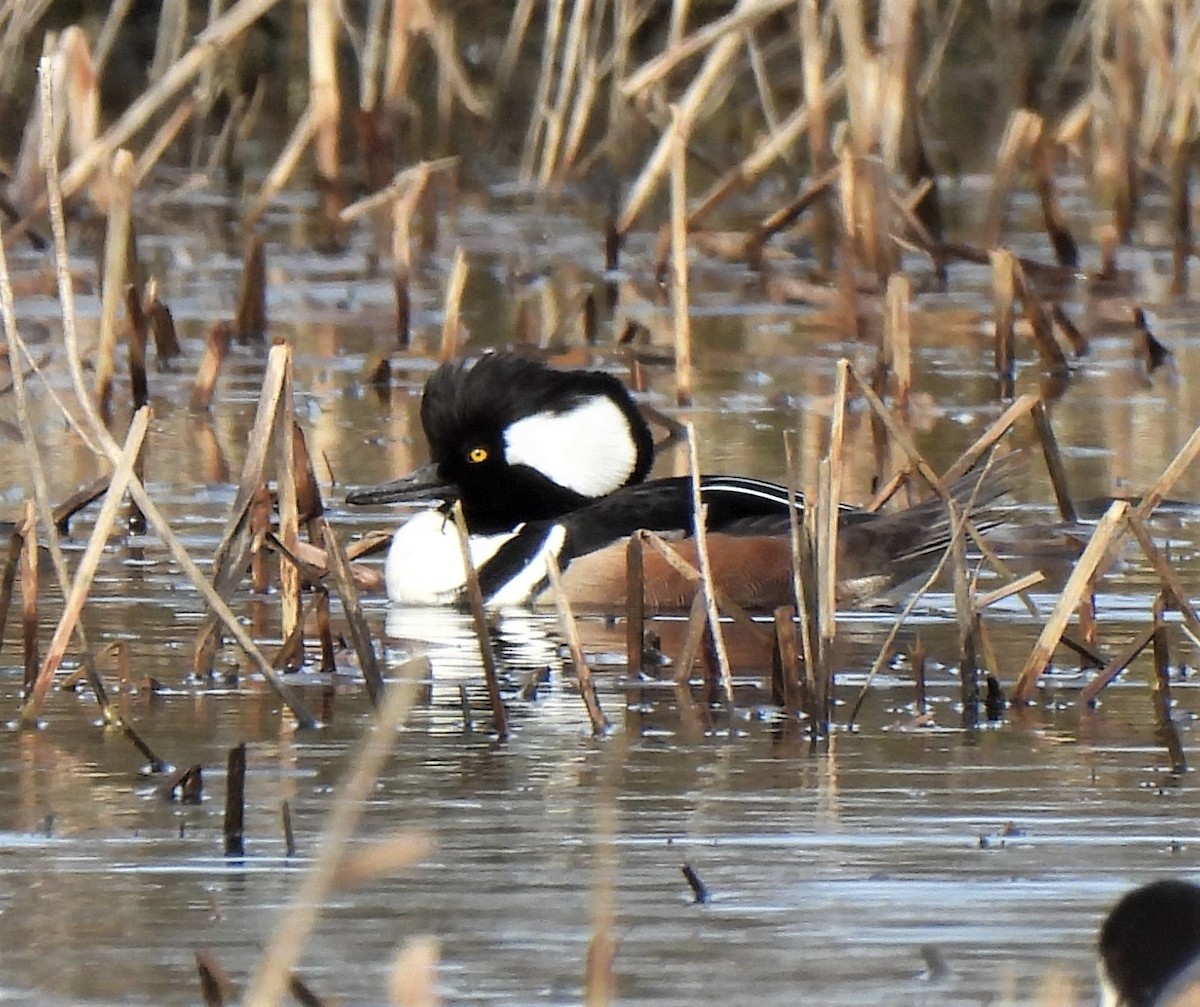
0, 91, 1199, 1007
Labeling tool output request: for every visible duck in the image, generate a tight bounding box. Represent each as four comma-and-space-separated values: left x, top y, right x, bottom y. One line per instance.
1098, 879, 1200, 1007
346, 352, 1007, 610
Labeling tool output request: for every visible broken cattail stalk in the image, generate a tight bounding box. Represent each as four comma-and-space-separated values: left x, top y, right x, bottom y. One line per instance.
126, 285, 149, 409
820, 361, 850, 662
132, 96, 196, 186
38, 74, 316, 730
1126, 512, 1200, 645
519, 0, 566, 184
975, 571, 1046, 610
982, 110, 1039, 247
1133, 307, 1172, 372
1011, 257, 1070, 377
1033, 127, 1079, 269
450, 502, 507, 739
883, 273, 912, 411
308, 0, 344, 240
224, 742, 246, 857
534, 0, 592, 187
95, 149, 135, 416
292, 423, 324, 526
743, 166, 839, 267
672, 591, 708, 687
1079, 625, 1157, 706
686, 425, 732, 709
952, 508, 979, 730
27, 444, 99, 522
943, 394, 1038, 482
249, 486, 271, 593
314, 590, 334, 673
625, 532, 645, 678
1051, 304, 1089, 357
190, 321, 233, 411
1150, 593, 1187, 774
669, 106, 693, 407
0, 518, 23, 657
282, 800, 296, 857
19, 501, 37, 696
912, 637, 927, 716
318, 517, 383, 707
545, 551, 608, 735
235, 233, 266, 343
243, 103, 317, 231
990, 249, 1016, 397
1030, 401, 1078, 522
276, 343, 302, 666
22, 407, 149, 722
616, 19, 746, 235
243, 663, 425, 1007
195, 949, 236, 1007
772, 606, 803, 715
1012, 501, 1130, 704
439, 246, 468, 363
147, 293, 181, 361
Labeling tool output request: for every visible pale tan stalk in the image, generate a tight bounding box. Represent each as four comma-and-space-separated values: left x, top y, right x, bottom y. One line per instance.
39, 60, 315, 728
23, 410, 149, 720
620, 0, 792, 95
95, 150, 135, 409
309, 0, 341, 182
243, 662, 427, 1007
537, 0, 593, 187
1013, 502, 1130, 703
686, 424, 733, 708
439, 246, 467, 362
243, 103, 317, 228
669, 105, 692, 406
617, 7, 747, 234
55, 0, 285, 203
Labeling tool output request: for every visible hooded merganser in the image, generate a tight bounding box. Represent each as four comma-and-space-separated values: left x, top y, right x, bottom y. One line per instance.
1098, 879, 1200, 1007
347, 353, 1007, 610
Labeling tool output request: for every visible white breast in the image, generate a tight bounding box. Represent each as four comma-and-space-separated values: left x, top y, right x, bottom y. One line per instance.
384, 509, 517, 605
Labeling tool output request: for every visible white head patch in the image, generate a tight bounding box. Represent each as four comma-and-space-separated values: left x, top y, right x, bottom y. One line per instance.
503, 394, 639, 498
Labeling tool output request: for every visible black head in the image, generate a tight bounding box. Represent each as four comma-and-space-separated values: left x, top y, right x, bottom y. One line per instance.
1099, 879, 1200, 1007
416, 353, 654, 532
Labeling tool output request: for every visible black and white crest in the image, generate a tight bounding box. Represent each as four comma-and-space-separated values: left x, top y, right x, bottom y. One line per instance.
419, 354, 655, 532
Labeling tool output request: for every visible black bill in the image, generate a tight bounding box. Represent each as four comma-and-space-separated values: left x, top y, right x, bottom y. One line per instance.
345, 463, 458, 506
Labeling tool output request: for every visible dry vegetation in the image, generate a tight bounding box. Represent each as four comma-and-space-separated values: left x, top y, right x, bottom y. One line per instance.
0, 2, 1196, 1001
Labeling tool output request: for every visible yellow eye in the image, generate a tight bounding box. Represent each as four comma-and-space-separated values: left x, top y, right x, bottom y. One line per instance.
468, 446, 488, 464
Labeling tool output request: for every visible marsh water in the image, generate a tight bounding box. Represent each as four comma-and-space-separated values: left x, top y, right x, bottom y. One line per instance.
6, 19, 1200, 1007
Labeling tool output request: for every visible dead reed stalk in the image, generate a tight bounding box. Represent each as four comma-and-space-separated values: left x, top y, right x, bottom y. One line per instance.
439, 246, 468, 362
242, 662, 427, 1007
685, 424, 733, 710
625, 532, 644, 677
224, 742, 246, 856
546, 551, 609, 735
450, 502, 508, 739
669, 105, 693, 407
96, 149, 135, 414
18, 502, 37, 697
22, 408, 149, 722
1012, 501, 1129, 704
